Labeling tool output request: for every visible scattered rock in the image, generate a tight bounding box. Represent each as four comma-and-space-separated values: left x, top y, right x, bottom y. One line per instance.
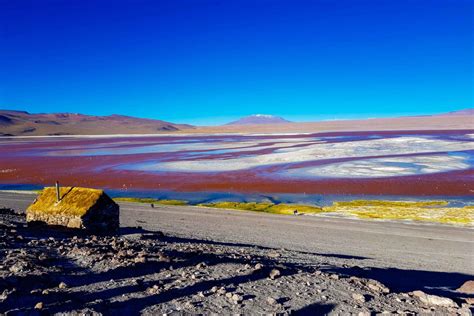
268, 251, 281, 258
367, 280, 390, 294
412, 290, 457, 308
457, 280, 474, 294
0, 205, 465, 315
458, 307, 473, 316
352, 293, 366, 303
58, 282, 68, 289
9, 262, 25, 273
195, 262, 206, 269
269, 269, 281, 280
147, 285, 160, 295
217, 287, 227, 295
134, 256, 147, 264
231, 293, 243, 303
0, 289, 13, 302
254, 263, 263, 270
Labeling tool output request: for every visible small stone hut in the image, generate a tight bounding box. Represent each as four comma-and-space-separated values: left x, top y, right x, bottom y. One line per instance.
26, 186, 119, 232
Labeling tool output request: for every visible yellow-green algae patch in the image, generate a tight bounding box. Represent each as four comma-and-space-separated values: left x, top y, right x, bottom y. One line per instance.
330, 200, 449, 208
323, 200, 474, 225
113, 197, 188, 206
27, 187, 104, 217
197, 202, 324, 215
114, 196, 472, 225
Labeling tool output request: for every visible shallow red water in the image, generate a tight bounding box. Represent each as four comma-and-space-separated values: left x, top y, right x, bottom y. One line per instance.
0, 130, 473, 196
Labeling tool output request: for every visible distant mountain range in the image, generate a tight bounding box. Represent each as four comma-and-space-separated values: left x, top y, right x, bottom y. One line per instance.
225, 114, 291, 125
0, 110, 193, 136
0, 108, 471, 136
224, 109, 473, 125
438, 108, 474, 116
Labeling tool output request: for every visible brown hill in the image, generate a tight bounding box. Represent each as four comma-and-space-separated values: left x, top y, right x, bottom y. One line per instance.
0, 110, 194, 136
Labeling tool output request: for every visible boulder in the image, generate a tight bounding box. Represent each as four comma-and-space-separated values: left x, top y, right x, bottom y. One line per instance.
412, 290, 457, 307
457, 280, 474, 294
26, 186, 119, 232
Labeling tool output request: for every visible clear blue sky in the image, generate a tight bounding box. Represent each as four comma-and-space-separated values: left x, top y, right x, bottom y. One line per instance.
1, 0, 472, 125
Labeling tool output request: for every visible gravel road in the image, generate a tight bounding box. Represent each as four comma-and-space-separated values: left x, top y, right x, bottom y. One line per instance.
1, 191, 474, 314
1, 191, 472, 275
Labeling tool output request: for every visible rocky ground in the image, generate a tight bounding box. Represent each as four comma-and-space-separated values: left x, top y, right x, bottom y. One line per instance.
1, 207, 473, 315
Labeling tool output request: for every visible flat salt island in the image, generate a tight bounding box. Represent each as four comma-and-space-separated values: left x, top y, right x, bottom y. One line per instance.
113, 197, 474, 226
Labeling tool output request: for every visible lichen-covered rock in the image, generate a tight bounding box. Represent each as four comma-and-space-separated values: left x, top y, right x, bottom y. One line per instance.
26, 186, 119, 232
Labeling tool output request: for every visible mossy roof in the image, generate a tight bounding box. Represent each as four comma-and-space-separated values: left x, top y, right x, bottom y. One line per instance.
27, 186, 109, 216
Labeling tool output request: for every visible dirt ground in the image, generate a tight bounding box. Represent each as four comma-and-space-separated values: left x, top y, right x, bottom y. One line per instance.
1, 207, 473, 315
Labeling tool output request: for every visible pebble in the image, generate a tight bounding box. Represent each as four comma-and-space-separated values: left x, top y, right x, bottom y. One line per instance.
34, 302, 43, 309
232, 293, 243, 303
367, 280, 390, 294
9, 262, 24, 273
352, 293, 366, 303
58, 282, 68, 289
195, 262, 206, 269
269, 269, 281, 280
134, 256, 146, 264
268, 251, 281, 258
147, 285, 160, 294
0, 289, 11, 302
217, 287, 227, 295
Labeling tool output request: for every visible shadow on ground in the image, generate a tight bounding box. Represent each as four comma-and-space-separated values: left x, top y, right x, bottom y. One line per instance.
325, 265, 474, 299
1, 225, 472, 315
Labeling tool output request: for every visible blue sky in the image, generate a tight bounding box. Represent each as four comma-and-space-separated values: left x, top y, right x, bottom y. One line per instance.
1, 0, 472, 125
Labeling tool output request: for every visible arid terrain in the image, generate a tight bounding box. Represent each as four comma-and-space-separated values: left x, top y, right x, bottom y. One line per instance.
1, 192, 473, 315
1, 109, 473, 315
